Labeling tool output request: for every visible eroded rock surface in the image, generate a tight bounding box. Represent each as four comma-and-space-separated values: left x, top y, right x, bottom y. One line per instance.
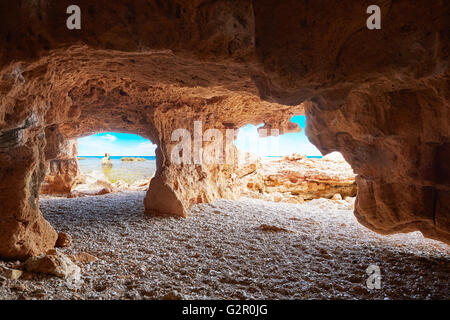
0, 0, 449, 259
241, 152, 357, 204
40, 138, 82, 195
23, 250, 81, 280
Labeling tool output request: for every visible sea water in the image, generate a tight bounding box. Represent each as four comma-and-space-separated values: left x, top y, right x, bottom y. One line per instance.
78, 155, 322, 184
78, 156, 157, 184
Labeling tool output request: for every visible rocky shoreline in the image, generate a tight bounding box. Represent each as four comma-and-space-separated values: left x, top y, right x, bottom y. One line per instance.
45, 152, 357, 206
239, 152, 356, 204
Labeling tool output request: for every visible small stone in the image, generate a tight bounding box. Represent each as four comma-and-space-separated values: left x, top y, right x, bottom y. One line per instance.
258, 224, 291, 233
11, 283, 28, 291
30, 288, 47, 298
272, 193, 283, 202
56, 232, 72, 248
20, 272, 35, 280
162, 291, 182, 300
331, 194, 342, 200
75, 252, 98, 264
24, 250, 81, 280
4, 268, 23, 280
46, 248, 57, 255
1, 266, 23, 280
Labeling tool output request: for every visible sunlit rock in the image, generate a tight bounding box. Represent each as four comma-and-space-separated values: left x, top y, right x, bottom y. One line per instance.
101, 153, 113, 167
241, 152, 357, 202
23, 250, 81, 280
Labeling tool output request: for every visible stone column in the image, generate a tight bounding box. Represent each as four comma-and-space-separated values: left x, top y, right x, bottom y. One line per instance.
0, 123, 57, 260
144, 113, 240, 217
40, 133, 81, 195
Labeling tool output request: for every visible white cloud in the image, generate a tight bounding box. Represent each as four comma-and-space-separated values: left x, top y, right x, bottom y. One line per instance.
132, 141, 157, 156
102, 134, 117, 142
77, 135, 157, 156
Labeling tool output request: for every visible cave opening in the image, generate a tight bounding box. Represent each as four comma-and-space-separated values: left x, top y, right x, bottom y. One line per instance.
39, 132, 158, 197
77, 132, 157, 191
233, 115, 357, 204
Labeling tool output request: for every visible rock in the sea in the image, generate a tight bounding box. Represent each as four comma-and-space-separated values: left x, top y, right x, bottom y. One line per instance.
55, 232, 72, 248
121, 157, 146, 162
101, 153, 113, 167
23, 250, 81, 280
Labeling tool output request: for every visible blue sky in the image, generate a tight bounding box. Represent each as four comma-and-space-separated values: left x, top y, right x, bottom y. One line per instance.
78, 132, 157, 156
77, 115, 322, 157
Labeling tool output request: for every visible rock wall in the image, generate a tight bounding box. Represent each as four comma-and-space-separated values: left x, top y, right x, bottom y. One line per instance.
252, 0, 449, 244
0, 0, 448, 258
40, 137, 81, 195
0, 120, 58, 259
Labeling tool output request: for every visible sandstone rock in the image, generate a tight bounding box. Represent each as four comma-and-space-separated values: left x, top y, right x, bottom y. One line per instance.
282, 153, 306, 161
74, 252, 98, 264
332, 194, 343, 201
258, 224, 291, 233
0, 0, 448, 260
101, 153, 112, 168
72, 178, 115, 196
19, 272, 34, 281
40, 137, 82, 195
10, 283, 27, 292
345, 197, 356, 205
162, 291, 183, 300
23, 251, 81, 280
0, 267, 23, 280
241, 152, 357, 202
55, 232, 72, 248
272, 193, 283, 203
322, 152, 346, 162
129, 178, 152, 191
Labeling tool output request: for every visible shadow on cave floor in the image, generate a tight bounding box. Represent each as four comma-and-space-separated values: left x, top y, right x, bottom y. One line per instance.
2, 191, 449, 300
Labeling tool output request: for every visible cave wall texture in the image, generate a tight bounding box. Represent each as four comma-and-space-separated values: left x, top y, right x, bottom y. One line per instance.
0, 0, 448, 259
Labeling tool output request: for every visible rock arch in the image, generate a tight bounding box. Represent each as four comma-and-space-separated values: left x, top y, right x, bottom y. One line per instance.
0, 0, 448, 259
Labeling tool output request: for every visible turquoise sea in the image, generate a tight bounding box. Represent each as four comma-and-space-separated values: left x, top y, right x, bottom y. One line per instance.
78, 156, 157, 184
77, 155, 323, 184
